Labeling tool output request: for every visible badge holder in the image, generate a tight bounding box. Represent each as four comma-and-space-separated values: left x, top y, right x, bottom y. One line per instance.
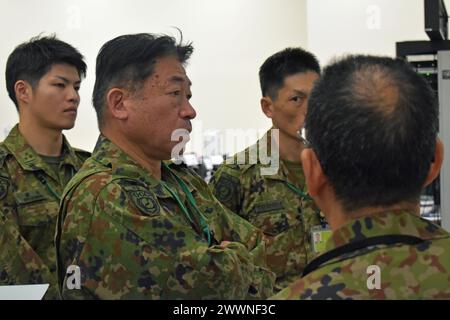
311, 225, 332, 254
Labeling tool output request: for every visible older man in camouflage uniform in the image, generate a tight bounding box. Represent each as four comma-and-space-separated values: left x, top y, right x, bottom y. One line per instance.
56, 33, 275, 300
272, 55, 450, 299
0, 36, 89, 298
210, 48, 324, 289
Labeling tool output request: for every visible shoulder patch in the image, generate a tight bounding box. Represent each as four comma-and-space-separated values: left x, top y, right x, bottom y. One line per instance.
0, 176, 9, 200
213, 172, 239, 203
120, 181, 160, 216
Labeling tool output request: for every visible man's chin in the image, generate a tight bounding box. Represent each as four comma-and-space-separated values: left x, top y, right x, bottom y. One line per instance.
59, 122, 76, 131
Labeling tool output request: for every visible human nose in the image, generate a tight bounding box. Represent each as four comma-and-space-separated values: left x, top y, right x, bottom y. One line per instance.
67, 86, 80, 105
180, 98, 196, 120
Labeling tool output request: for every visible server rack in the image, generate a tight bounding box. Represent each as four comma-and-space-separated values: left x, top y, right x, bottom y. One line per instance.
396, 40, 450, 231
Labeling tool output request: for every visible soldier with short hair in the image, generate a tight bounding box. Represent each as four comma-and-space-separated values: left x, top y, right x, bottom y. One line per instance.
272, 55, 450, 300
55, 33, 275, 300
0, 35, 89, 298
209, 48, 324, 290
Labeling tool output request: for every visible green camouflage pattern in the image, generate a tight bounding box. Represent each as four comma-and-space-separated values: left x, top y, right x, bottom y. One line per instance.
209, 130, 322, 289
56, 135, 275, 300
0, 124, 90, 298
0, 209, 59, 298
271, 210, 450, 299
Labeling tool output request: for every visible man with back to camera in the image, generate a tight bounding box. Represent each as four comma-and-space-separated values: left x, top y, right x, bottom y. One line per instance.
55, 33, 275, 299
0, 35, 89, 298
271, 55, 450, 299
209, 48, 327, 290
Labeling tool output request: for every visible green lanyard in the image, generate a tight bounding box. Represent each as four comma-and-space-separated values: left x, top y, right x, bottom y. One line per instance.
161, 163, 212, 246
285, 181, 312, 201
35, 166, 75, 203
35, 172, 61, 202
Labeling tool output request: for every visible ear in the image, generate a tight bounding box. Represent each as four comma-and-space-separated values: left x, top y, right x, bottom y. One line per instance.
423, 138, 444, 187
14, 80, 32, 106
301, 148, 327, 197
106, 88, 129, 120
260, 97, 274, 119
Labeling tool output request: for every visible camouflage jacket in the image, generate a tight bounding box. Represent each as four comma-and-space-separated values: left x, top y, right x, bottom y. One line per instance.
0, 209, 58, 297
271, 210, 450, 299
209, 130, 322, 289
1, 209, 51, 283
56, 135, 275, 300
0, 124, 90, 295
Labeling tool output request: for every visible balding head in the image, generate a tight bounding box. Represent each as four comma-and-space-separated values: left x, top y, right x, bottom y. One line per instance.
352, 65, 399, 116
304, 55, 438, 212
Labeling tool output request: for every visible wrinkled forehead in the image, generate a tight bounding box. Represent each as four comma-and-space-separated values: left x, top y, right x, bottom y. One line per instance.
148, 70, 191, 93
151, 56, 189, 80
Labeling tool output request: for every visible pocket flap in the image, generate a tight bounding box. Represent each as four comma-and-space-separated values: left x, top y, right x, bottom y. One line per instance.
15, 190, 48, 205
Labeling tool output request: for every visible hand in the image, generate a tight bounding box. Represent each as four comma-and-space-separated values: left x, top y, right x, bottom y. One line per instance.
218, 240, 231, 249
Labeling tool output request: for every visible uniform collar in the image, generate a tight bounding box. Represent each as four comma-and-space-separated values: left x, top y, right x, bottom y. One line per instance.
164, 161, 196, 192
325, 210, 448, 251
92, 135, 195, 198
3, 124, 81, 178
60, 138, 84, 169
257, 129, 307, 188
92, 135, 139, 171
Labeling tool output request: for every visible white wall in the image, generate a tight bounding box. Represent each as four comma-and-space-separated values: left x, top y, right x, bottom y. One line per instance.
0, 0, 308, 155
2, 0, 448, 155
307, 0, 450, 65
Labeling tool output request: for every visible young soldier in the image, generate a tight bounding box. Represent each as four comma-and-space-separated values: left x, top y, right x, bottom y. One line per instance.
210, 48, 324, 289
0, 35, 89, 298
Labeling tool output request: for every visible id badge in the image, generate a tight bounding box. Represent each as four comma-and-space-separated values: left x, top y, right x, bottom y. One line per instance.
311, 225, 332, 254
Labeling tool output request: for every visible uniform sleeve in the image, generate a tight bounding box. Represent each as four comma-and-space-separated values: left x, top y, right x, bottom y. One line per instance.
0, 212, 58, 299
209, 198, 276, 299
60, 181, 267, 299
0, 158, 59, 299
209, 164, 243, 214
194, 167, 275, 299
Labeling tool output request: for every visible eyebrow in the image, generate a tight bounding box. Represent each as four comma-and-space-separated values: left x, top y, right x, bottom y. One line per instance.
54, 76, 81, 84
169, 75, 192, 86
291, 89, 308, 97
